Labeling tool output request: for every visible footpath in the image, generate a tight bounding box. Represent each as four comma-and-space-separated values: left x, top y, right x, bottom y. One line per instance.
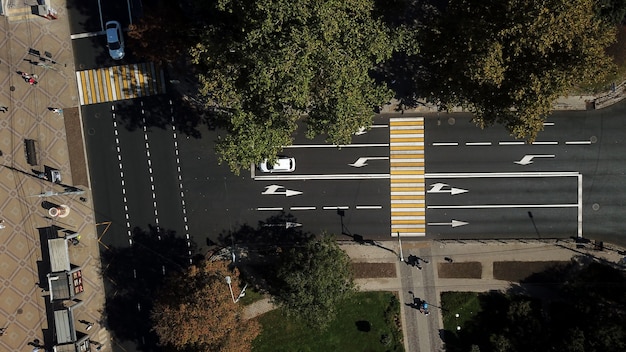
0, 2, 111, 352
244, 239, 626, 352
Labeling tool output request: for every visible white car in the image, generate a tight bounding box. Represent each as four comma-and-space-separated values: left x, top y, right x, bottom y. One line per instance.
105, 21, 125, 60
259, 156, 295, 173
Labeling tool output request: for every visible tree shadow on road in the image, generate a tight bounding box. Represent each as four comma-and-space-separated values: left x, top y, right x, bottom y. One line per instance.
100, 224, 198, 351
214, 212, 315, 297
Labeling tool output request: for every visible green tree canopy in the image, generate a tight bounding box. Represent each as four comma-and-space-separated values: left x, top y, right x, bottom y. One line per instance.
412, 0, 616, 141
273, 234, 356, 328
444, 262, 626, 352
189, 0, 395, 173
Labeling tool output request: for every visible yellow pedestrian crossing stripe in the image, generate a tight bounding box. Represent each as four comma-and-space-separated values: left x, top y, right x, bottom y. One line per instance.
390, 117, 425, 237
75, 63, 166, 105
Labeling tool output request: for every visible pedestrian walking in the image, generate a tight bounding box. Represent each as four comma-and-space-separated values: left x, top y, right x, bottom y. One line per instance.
0, 327, 7, 335
48, 107, 63, 115
0, 106, 8, 113
19, 72, 38, 85
0, 220, 5, 229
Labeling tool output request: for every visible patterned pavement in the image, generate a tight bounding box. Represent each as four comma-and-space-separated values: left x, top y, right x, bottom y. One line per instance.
0, 5, 111, 352
76, 63, 166, 105
389, 117, 426, 237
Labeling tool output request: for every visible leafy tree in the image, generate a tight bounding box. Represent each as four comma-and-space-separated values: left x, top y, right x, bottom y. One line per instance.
151, 260, 260, 351
189, 0, 396, 173
595, 0, 626, 25
411, 0, 616, 141
273, 234, 356, 328
127, 1, 192, 65
445, 262, 626, 352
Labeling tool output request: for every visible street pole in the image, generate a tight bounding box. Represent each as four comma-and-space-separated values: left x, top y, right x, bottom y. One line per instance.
225, 276, 236, 303
398, 232, 404, 262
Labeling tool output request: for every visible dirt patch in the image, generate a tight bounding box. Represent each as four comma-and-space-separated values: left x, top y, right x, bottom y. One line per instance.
352, 262, 396, 279
438, 262, 482, 279
63, 107, 89, 188
493, 261, 569, 282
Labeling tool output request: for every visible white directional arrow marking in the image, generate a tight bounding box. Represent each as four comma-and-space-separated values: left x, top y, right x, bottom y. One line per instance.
514, 154, 555, 165
263, 222, 303, 228
427, 220, 469, 228
427, 182, 468, 195
261, 185, 303, 197
354, 126, 367, 136
349, 156, 389, 168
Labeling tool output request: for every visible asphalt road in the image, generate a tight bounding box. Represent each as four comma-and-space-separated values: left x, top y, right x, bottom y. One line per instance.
68, 0, 626, 251
423, 105, 626, 245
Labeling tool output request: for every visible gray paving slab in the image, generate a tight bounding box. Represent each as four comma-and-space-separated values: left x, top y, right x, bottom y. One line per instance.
0, 4, 109, 352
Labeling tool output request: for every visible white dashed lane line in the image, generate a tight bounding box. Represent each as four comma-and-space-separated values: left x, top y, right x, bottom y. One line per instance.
168, 99, 193, 263
112, 106, 133, 244
256, 205, 384, 211
140, 101, 160, 235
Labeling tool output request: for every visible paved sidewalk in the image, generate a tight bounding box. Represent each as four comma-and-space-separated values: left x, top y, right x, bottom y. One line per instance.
0, 3, 110, 352
243, 239, 626, 352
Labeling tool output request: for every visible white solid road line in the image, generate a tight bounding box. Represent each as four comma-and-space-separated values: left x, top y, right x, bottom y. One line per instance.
255, 173, 390, 181
425, 172, 579, 178
70, 31, 105, 40
283, 143, 388, 148
427, 204, 578, 209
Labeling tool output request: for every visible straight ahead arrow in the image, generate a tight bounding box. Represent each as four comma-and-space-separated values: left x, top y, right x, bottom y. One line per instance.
427, 220, 469, 228
261, 185, 303, 197
514, 154, 555, 165
349, 156, 389, 168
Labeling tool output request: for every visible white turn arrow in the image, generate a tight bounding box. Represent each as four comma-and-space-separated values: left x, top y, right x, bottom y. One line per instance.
354, 126, 367, 136
263, 222, 303, 228
349, 157, 389, 168
427, 183, 468, 195
427, 220, 469, 228
261, 185, 303, 197
514, 154, 555, 165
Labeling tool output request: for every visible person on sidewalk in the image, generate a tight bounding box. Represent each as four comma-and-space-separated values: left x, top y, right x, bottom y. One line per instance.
0, 106, 8, 113
48, 107, 63, 115
19, 72, 38, 85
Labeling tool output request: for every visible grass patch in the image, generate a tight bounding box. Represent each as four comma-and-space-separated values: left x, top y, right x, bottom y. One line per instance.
239, 287, 265, 306
253, 292, 403, 352
440, 292, 481, 334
